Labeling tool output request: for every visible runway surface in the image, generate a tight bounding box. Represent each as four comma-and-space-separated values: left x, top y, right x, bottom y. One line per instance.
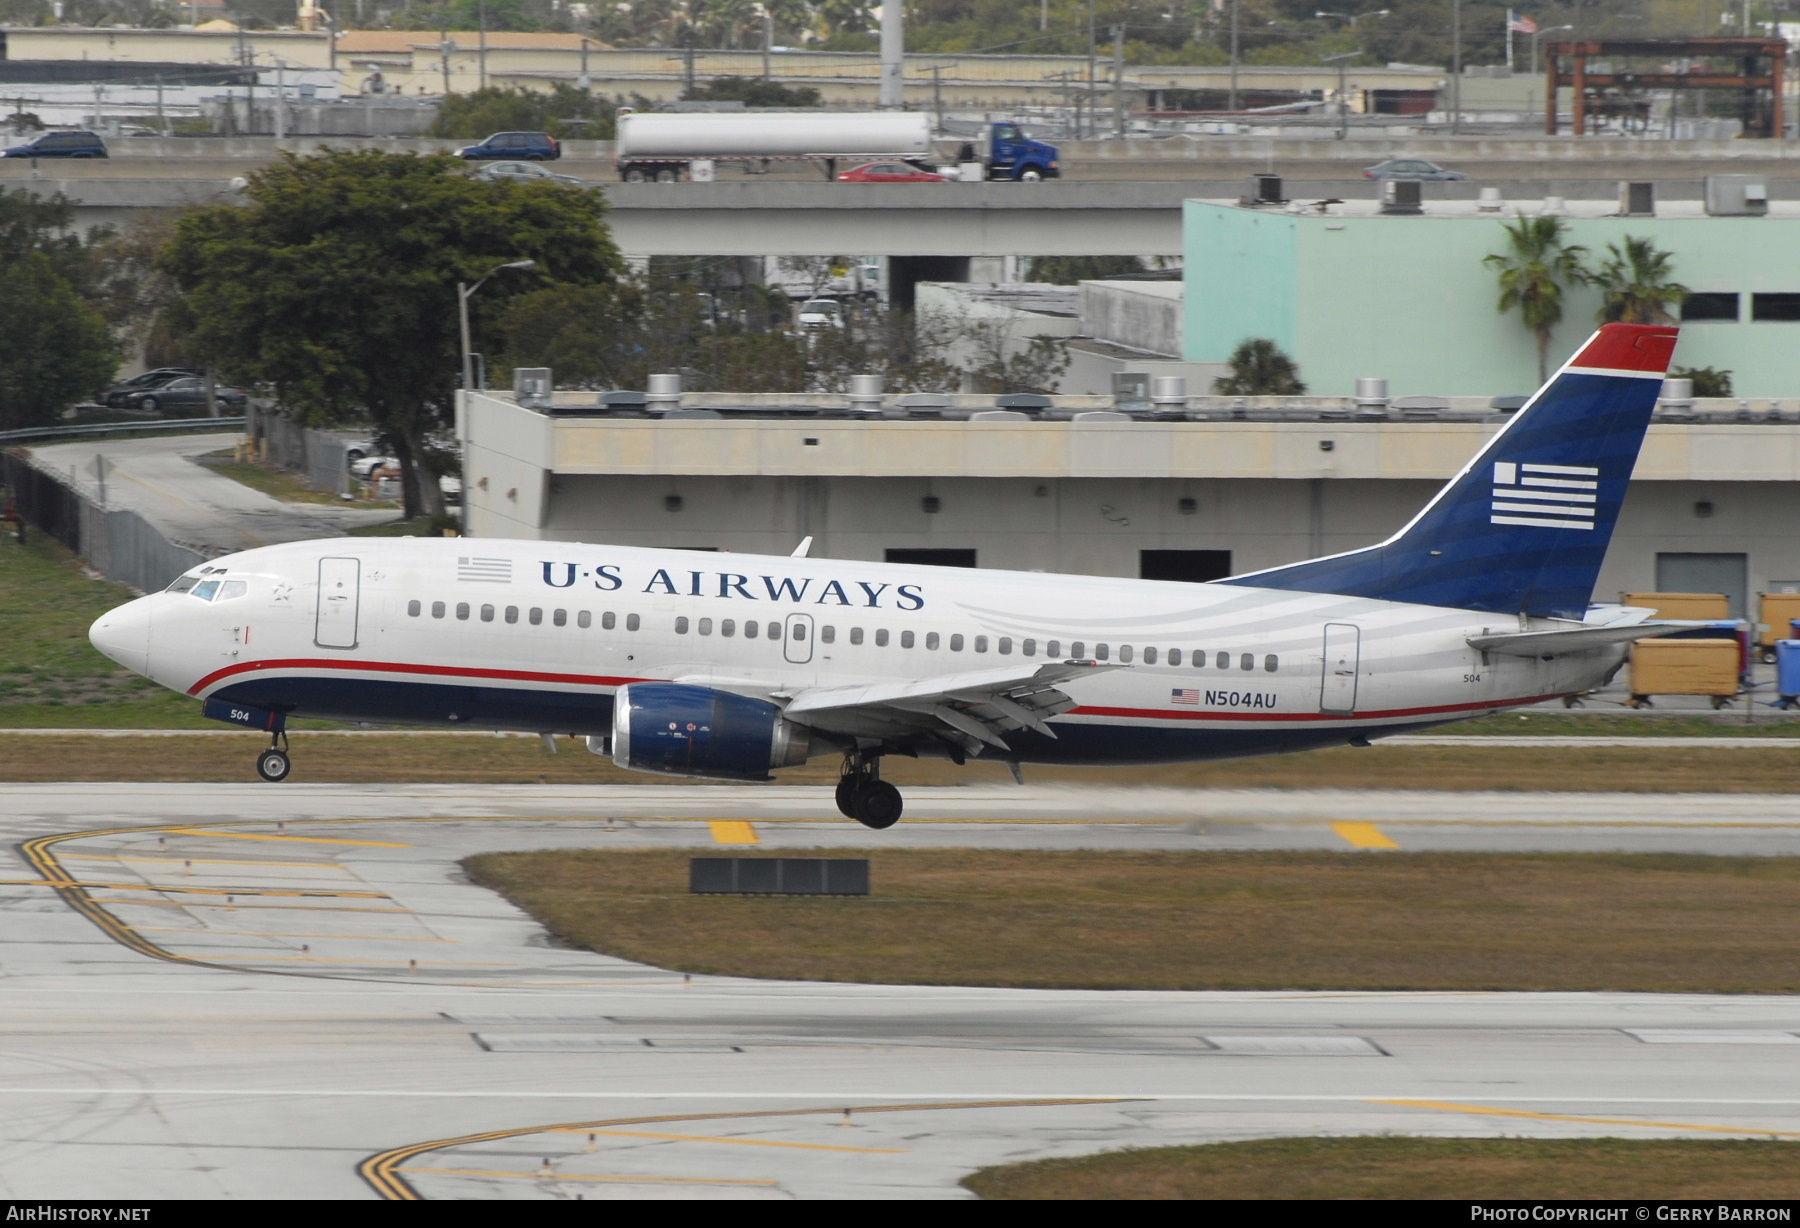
27, 433, 390, 553
6, 784, 1800, 1199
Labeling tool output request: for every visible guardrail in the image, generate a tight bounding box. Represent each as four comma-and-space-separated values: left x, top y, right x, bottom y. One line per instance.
0, 416, 247, 445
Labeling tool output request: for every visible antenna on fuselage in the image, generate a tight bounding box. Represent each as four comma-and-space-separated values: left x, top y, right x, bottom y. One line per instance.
791, 536, 814, 558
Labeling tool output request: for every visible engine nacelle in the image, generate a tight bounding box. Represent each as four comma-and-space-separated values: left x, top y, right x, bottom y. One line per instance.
611, 682, 814, 781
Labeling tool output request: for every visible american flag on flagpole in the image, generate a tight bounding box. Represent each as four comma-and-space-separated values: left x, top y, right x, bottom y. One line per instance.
1508, 12, 1539, 34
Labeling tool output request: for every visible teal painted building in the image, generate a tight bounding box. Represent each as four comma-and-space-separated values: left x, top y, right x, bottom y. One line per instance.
1183, 202, 1800, 398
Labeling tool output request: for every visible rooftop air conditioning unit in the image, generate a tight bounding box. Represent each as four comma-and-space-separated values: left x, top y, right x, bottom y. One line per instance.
1705, 174, 1768, 217
1244, 173, 1285, 206
1112, 372, 1150, 411
513, 367, 552, 410
1380, 179, 1422, 216
1619, 181, 1655, 217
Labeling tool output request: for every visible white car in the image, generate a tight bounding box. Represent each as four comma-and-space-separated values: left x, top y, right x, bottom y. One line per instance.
797, 298, 844, 329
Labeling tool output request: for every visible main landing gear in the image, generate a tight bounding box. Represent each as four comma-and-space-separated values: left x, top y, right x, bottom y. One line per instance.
256, 731, 291, 783
836, 755, 902, 829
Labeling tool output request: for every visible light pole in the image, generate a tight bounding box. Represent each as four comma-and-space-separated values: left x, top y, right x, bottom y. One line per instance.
1531, 24, 1572, 76
458, 260, 536, 394
1321, 50, 1360, 139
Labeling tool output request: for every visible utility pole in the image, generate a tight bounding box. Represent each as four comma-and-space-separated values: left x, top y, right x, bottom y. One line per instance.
1229, 0, 1240, 111
1112, 24, 1125, 139
154, 75, 165, 135
1450, 0, 1462, 134
440, 25, 453, 95
1323, 50, 1358, 140
683, 42, 696, 96
580, 36, 592, 89
762, 11, 772, 81
879, 0, 904, 108
478, 0, 488, 91
932, 63, 943, 128
273, 57, 285, 141
1085, 0, 1096, 138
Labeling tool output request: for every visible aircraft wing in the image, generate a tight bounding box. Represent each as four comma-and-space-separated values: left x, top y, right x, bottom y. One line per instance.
1467, 623, 1686, 657
781, 661, 1122, 752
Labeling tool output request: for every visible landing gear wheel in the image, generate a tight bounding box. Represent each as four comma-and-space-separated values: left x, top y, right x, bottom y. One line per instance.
835, 774, 858, 819
854, 781, 902, 830
256, 748, 291, 783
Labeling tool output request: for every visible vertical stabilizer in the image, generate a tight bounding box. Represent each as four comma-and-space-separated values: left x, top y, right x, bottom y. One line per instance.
1222, 323, 1678, 619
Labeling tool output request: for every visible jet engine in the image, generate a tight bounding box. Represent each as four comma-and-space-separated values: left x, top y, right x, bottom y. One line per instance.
611, 682, 816, 781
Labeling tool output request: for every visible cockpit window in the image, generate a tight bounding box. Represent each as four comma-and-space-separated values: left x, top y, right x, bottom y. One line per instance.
167, 574, 201, 594
191, 580, 221, 601
216, 580, 248, 601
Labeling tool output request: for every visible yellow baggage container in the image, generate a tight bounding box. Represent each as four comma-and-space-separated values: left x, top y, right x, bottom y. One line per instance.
1627, 638, 1741, 708
1620, 592, 1730, 620
1758, 593, 1800, 652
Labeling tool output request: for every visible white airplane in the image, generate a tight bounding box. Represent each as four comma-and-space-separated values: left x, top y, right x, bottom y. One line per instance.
90, 323, 1680, 829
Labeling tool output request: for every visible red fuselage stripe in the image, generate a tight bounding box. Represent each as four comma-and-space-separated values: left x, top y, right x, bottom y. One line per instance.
190, 658, 1563, 724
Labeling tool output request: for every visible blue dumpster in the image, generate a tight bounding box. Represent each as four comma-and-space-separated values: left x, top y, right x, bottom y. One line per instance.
1776, 640, 1800, 707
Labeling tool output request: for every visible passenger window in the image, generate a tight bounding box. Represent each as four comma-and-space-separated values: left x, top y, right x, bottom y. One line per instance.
998, 637, 1010, 654
482, 604, 495, 622
529, 608, 543, 626
767, 621, 781, 639
407, 600, 421, 617
1265, 654, 1279, 672
850, 627, 864, 645
901, 630, 915, 648
1216, 652, 1229, 669
698, 617, 713, 635
675, 616, 690, 634
431, 601, 446, 619
577, 610, 591, 628
626, 613, 640, 631
949, 634, 963, 651
1046, 639, 1060, 657
554, 609, 567, 627
192, 580, 221, 601
744, 620, 759, 639
1070, 641, 1085, 658
456, 602, 470, 620
1095, 643, 1109, 661
721, 618, 736, 637
821, 626, 835, 644
926, 632, 940, 650
1022, 638, 1035, 656
1119, 644, 1133, 663
602, 611, 616, 630
1143, 646, 1157, 664
792, 623, 807, 641
1168, 648, 1180, 666
505, 606, 519, 624
167, 575, 201, 594
1240, 653, 1254, 671
876, 629, 890, 646
974, 636, 988, 653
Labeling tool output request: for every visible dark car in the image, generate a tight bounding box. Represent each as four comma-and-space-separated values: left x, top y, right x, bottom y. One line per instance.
456, 132, 561, 162
102, 367, 203, 408
472, 160, 582, 185
1363, 157, 1467, 181
118, 376, 248, 414
1, 130, 108, 158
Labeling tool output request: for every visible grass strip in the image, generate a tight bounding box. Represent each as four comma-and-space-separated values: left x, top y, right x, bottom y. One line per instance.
11, 734, 1800, 785
463, 849, 1800, 993
961, 1137, 1800, 1200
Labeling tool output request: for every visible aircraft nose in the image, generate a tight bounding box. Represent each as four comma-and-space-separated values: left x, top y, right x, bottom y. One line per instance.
90, 597, 152, 677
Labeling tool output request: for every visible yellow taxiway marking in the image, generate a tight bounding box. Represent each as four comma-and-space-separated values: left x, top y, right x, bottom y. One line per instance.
132, 927, 452, 942
1374, 1099, 1800, 1138
398, 1167, 779, 1187
103, 899, 411, 913
0, 880, 386, 899
1331, 821, 1400, 850
708, 821, 760, 845
553, 1128, 901, 1154
66, 854, 348, 870
208, 957, 513, 966
160, 828, 412, 848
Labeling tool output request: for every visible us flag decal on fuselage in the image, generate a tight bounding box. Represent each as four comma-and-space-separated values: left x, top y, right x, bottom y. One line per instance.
1490, 461, 1597, 530
1171, 688, 1199, 705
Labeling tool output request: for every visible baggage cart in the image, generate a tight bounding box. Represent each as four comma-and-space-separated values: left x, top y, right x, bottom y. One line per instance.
1759, 594, 1800, 661
1626, 638, 1741, 708
1621, 592, 1730, 620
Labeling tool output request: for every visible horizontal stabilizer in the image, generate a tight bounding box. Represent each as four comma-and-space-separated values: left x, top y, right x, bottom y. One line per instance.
1467, 623, 1684, 657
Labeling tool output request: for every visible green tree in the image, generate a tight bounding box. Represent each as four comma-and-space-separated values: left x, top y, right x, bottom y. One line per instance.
1484, 216, 1590, 384
162, 149, 625, 518
1671, 365, 1733, 397
0, 254, 117, 430
1215, 337, 1305, 395
428, 85, 618, 141
683, 76, 822, 107
1025, 255, 1144, 283
1592, 235, 1686, 325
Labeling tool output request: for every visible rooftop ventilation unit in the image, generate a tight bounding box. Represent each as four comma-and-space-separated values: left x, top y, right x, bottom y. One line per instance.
512, 367, 552, 410
1619, 181, 1655, 217
1705, 174, 1768, 217
1112, 372, 1150, 411
1244, 173, 1285, 206
1379, 179, 1422, 216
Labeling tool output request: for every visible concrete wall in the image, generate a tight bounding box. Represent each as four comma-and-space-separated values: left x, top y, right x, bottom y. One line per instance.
1080, 280, 1183, 358
1185, 202, 1800, 398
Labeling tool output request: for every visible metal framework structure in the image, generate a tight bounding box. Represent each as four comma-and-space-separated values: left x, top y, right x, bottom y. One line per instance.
1544, 37, 1787, 137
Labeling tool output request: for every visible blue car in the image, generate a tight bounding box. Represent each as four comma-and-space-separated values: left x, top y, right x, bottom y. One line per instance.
1, 130, 107, 158
456, 131, 561, 161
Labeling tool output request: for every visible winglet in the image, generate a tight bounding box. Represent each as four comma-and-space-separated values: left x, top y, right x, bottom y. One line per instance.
791, 536, 813, 558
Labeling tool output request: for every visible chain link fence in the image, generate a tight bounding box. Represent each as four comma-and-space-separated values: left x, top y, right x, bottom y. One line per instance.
2, 451, 205, 594
246, 404, 357, 496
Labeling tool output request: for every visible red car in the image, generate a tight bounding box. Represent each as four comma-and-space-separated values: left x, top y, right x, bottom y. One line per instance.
837, 161, 948, 183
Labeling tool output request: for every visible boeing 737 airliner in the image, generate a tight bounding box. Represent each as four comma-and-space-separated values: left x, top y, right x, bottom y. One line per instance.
90, 323, 1680, 828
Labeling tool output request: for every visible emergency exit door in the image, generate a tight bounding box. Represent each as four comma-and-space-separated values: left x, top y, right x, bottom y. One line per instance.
1320, 623, 1360, 714
314, 556, 361, 650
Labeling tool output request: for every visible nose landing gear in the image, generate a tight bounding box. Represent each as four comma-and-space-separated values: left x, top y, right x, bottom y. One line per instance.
256, 732, 291, 783
836, 755, 902, 829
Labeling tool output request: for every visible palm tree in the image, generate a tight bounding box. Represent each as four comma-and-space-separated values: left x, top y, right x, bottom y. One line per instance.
1215, 338, 1306, 395
1484, 216, 1590, 383
1592, 235, 1686, 325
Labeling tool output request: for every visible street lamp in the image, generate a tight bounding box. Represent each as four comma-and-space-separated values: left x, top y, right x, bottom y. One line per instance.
1314, 9, 1387, 26
458, 260, 536, 393
1321, 49, 1361, 140
1532, 24, 1573, 76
